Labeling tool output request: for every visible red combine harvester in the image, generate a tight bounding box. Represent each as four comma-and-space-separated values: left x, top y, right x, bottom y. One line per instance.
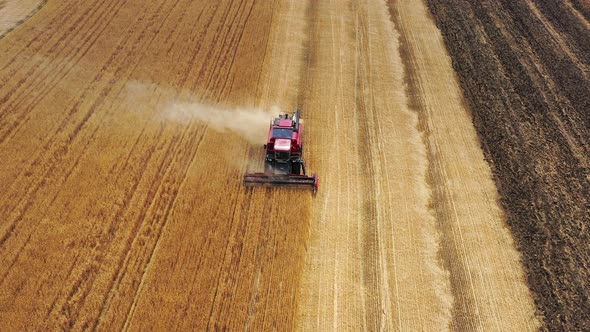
243, 108, 319, 192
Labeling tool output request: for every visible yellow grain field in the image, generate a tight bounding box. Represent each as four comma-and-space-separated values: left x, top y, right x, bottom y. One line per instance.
0, 0, 539, 330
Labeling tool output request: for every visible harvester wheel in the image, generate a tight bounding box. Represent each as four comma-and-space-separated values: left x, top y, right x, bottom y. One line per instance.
264, 161, 273, 174
291, 162, 301, 175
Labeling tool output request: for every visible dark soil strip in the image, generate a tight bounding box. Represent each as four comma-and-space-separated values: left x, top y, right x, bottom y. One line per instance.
570, 0, 590, 21
427, 0, 590, 331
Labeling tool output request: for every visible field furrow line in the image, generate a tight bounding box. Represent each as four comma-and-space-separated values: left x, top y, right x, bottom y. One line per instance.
100, 124, 202, 329
51, 121, 185, 328
0, 114, 106, 286
0, 3, 184, 322
0, 0, 81, 70
242, 190, 273, 330
0, 0, 121, 118
0, 233, 31, 286
0, 0, 171, 224
93, 125, 207, 329
532, 1, 590, 65
197, 1, 235, 98
203, 191, 247, 331
218, 0, 256, 100
208, 0, 247, 94
43, 127, 166, 327
43, 252, 80, 318
354, 9, 384, 329
0, 0, 48, 40
569, 0, 590, 20
188, 3, 224, 94
0, 0, 134, 151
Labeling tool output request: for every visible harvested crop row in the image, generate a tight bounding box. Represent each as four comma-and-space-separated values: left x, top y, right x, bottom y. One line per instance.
297, 0, 538, 330
427, 0, 590, 330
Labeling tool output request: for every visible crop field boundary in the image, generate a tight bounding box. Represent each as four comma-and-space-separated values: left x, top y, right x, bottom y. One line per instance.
428, 0, 590, 330
0, 0, 48, 40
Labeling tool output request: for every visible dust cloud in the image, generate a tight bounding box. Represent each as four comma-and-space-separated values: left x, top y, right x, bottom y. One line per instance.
164, 102, 280, 145
124, 80, 278, 171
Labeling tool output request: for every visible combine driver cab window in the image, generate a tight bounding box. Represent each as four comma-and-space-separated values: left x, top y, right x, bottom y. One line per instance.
272, 128, 293, 139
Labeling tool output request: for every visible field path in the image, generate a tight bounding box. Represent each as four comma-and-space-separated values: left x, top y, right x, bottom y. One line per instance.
297, 0, 539, 330
0, 0, 45, 38
0, 0, 539, 330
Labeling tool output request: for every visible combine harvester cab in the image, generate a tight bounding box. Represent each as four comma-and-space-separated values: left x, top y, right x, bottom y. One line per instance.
243, 108, 319, 192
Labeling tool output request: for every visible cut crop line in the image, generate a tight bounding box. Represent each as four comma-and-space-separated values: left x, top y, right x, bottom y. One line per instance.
119, 122, 207, 330
0, 0, 48, 40
219, 0, 256, 100
0, 0, 121, 122
199, 1, 236, 97
0, 0, 130, 149
0, 0, 168, 248
203, 191, 247, 331
210, 0, 247, 95
0, 0, 79, 71
4, 0, 120, 112
95, 125, 205, 329
39, 2, 182, 323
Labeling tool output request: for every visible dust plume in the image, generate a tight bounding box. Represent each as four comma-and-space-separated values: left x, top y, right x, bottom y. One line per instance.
163, 102, 280, 145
